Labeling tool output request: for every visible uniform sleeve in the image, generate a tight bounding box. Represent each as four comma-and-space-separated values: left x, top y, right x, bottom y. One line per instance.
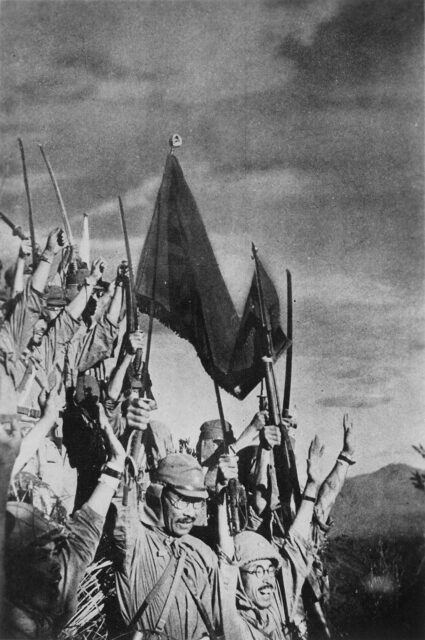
216, 559, 247, 640
76, 316, 119, 374
108, 481, 143, 574
314, 458, 350, 529
103, 399, 126, 437
0, 280, 45, 359
280, 529, 314, 621
42, 309, 81, 372
55, 505, 105, 631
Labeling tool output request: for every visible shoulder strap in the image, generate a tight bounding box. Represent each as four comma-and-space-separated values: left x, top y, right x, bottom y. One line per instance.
129, 549, 186, 632
182, 573, 219, 640
153, 549, 187, 634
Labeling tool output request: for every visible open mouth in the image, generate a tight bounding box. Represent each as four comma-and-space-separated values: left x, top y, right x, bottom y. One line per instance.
258, 585, 274, 596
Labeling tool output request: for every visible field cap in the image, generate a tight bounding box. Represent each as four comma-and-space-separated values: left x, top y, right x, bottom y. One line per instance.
199, 419, 235, 443
152, 453, 207, 499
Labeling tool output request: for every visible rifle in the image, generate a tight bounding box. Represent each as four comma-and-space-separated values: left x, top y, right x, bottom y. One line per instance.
17, 139, 37, 267
39, 144, 75, 247
282, 269, 292, 419
212, 379, 246, 536
251, 243, 301, 530
118, 197, 153, 506
0, 210, 28, 241
254, 251, 331, 639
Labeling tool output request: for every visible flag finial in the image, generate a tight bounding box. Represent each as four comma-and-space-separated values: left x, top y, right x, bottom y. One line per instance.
169, 134, 182, 153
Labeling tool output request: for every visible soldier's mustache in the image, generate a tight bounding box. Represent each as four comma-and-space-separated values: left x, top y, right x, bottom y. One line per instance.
177, 517, 195, 524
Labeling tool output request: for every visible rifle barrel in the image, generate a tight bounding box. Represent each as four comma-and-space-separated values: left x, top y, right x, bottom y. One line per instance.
282, 269, 293, 416
17, 139, 37, 266
39, 145, 74, 246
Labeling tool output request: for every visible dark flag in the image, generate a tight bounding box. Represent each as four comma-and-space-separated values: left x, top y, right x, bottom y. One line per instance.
135, 153, 241, 393
135, 152, 289, 399
229, 258, 290, 399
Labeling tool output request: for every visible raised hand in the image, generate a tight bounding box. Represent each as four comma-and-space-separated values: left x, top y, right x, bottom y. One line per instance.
45, 227, 66, 255
87, 257, 106, 285
342, 413, 355, 457
127, 330, 145, 355
99, 403, 125, 467
260, 425, 282, 450
125, 396, 156, 431
306, 435, 326, 486
19, 237, 32, 258
116, 260, 129, 283
217, 453, 239, 485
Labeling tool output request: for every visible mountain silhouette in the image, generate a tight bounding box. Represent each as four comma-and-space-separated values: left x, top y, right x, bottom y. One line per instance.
329, 463, 425, 538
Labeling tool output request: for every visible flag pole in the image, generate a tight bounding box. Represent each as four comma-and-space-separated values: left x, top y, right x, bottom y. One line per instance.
144, 134, 183, 365
143, 135, 182, 372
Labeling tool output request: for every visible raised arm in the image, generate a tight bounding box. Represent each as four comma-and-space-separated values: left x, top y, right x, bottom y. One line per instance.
315, 413, 355, 526
289, 436, 326, 540
86, 404, 126, 517
11, 238, 32, 297
0, 417, 21, 632
31, 228, 66, 294
107, 330, 145, 403
66, 257, 105, 320
106, 260, 127, 326
11, 384, 60, 478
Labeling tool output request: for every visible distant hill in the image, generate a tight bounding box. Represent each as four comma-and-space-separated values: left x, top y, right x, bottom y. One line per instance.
329, 463, 425, 539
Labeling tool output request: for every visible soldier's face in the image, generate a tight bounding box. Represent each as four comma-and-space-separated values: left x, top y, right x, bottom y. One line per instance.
162, 488, 204, 537
32, 319, 47, 345
25, 542, 62, 612
240, 560, 277, 610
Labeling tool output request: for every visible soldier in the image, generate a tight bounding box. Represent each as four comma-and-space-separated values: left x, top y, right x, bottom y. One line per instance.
109, 405, 239, 640
9, 257, 107, 508
3, 409, 126, 639
0, 229, 65, 369
61, 261, 126, 391
0, 402, 20, 634
219, 437, 327, 640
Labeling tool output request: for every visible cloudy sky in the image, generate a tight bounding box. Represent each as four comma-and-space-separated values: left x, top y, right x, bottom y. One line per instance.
0, 0, 423, 477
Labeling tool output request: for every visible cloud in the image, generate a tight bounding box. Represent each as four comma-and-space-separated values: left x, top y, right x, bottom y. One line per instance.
317, 394, 392, 409
277, 0, 423, 85
265, 0, 349, 46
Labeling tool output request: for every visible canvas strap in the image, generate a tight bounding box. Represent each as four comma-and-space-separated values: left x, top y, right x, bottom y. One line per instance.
182, 573, 219, 640
129, 549, 186, 632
